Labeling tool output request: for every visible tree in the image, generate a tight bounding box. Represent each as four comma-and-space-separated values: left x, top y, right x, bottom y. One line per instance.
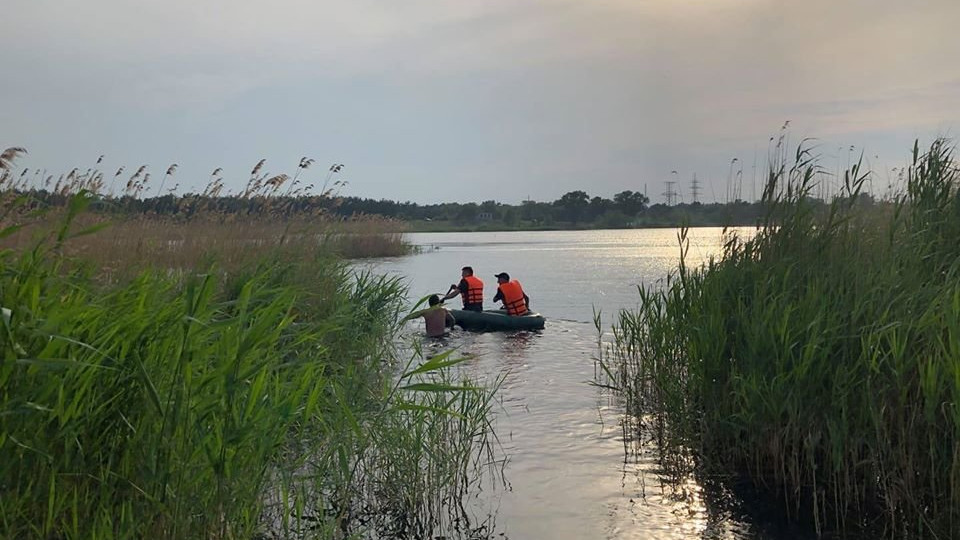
613, 190, 649, 217
480, 199, 498, 214
454, 202, 479, 224
587, 196, 613, 222
598, 210, 630, 229
554, 190, 590, 223
503, 207, 520, 226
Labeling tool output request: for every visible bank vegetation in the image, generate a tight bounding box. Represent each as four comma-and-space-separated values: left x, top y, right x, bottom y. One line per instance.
600, 138, 960, 538
0, 148, 498, 539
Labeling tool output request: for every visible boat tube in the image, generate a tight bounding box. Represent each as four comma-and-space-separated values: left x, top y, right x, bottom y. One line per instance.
450, 309, 545, 331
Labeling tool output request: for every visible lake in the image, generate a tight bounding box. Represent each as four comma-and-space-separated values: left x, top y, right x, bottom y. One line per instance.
369, 228, 807, 540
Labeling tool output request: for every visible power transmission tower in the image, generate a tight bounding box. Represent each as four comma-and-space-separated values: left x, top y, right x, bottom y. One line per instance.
690, 174, 701, 204
663, 181, 677, 206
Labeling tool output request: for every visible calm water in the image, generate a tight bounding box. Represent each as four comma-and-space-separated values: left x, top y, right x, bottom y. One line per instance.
369, 228, 800, 540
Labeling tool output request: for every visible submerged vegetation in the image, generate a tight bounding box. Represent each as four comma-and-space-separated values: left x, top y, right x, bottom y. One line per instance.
0, 150, 499, 538
600, 138, 960, 538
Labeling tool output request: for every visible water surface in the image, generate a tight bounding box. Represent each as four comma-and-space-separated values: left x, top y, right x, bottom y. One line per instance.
370, 228, 799, 539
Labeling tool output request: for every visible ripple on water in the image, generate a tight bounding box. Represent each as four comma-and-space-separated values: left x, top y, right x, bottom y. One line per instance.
375, 229, 796, 539
404, 319, 770, 540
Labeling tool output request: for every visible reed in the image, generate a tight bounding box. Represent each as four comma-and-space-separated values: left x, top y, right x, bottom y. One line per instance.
0, 211, 408, 281
1, 172, 496, 537
600, 138, 960, 538
0, 152, 411, 281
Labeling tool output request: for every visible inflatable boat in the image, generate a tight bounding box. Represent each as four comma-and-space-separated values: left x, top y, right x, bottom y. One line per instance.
450, 309, 546, 331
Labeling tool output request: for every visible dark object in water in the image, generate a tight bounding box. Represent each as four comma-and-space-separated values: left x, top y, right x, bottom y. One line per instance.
450, 309, 545, 331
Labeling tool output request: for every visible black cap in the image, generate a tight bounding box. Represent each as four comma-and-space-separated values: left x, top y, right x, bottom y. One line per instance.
494, 272, 510, 280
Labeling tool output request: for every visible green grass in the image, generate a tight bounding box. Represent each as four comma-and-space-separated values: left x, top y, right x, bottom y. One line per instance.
599, 139, 960, 538
0, 197, 499, 538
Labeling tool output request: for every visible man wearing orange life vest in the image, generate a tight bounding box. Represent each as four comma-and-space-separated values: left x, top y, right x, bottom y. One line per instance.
442, 266, 485, 312
493, 272, 530, 316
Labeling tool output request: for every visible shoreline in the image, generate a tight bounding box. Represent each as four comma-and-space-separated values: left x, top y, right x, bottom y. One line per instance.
403, 219, 761, 233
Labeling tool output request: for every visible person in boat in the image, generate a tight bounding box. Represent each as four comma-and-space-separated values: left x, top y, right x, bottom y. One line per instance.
493, 272, 530, 316
442, 266, 484, 312
404, 294, 456, 337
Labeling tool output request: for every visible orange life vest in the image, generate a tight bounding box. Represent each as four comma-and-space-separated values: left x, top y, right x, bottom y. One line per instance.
498, 280, 528, 316
461, 275, 484, 306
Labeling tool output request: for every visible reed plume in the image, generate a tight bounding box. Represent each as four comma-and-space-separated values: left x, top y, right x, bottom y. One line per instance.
0, 146, 27, 172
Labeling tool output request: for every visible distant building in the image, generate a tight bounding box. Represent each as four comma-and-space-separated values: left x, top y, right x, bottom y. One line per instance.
477, 212, 493, 221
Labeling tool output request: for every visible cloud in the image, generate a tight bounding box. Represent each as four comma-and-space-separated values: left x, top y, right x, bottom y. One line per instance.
2, 0, 958, 203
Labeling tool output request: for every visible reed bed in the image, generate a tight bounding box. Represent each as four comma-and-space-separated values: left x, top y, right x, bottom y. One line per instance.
599, 139, 960, 538
0, 154, 498, 538
0, 152, 411, 282
4, 215, 405, 282
0, 209, 410, 281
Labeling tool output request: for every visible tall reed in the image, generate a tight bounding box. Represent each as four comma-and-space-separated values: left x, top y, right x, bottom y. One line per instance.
0, 194, 498, 538
600, 139, 960, 538
0, 151, 411, 278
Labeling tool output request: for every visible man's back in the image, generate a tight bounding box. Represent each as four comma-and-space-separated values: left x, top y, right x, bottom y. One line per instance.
422, 307, 453, 337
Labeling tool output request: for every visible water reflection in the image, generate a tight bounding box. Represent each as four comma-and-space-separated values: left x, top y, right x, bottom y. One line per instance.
498, 330, 537, 367
409, 320, 776, 540
374, 229, 784, 539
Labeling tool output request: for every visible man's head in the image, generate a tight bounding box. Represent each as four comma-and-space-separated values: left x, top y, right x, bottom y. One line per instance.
428, 294, 441, 306
461, 266, 474, 277
494, 272, 510, 284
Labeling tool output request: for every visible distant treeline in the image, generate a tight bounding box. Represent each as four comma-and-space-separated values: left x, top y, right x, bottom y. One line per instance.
332, 190, 880, 229
4, 147, 879, 230
26, 188, 879, 230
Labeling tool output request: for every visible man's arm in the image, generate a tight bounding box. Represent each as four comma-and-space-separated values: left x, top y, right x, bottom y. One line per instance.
402, 304, 444, 322
492, 287, 503, 304
402, 309, 427, 322
441, 285, 459, 301
523, 293, 530, 309
442, 279, 468, 301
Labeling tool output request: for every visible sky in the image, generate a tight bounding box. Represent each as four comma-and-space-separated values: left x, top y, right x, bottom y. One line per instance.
2, 0, 959, 204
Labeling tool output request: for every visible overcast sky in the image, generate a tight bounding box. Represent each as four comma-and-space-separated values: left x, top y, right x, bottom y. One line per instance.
3, 0, 958, 204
